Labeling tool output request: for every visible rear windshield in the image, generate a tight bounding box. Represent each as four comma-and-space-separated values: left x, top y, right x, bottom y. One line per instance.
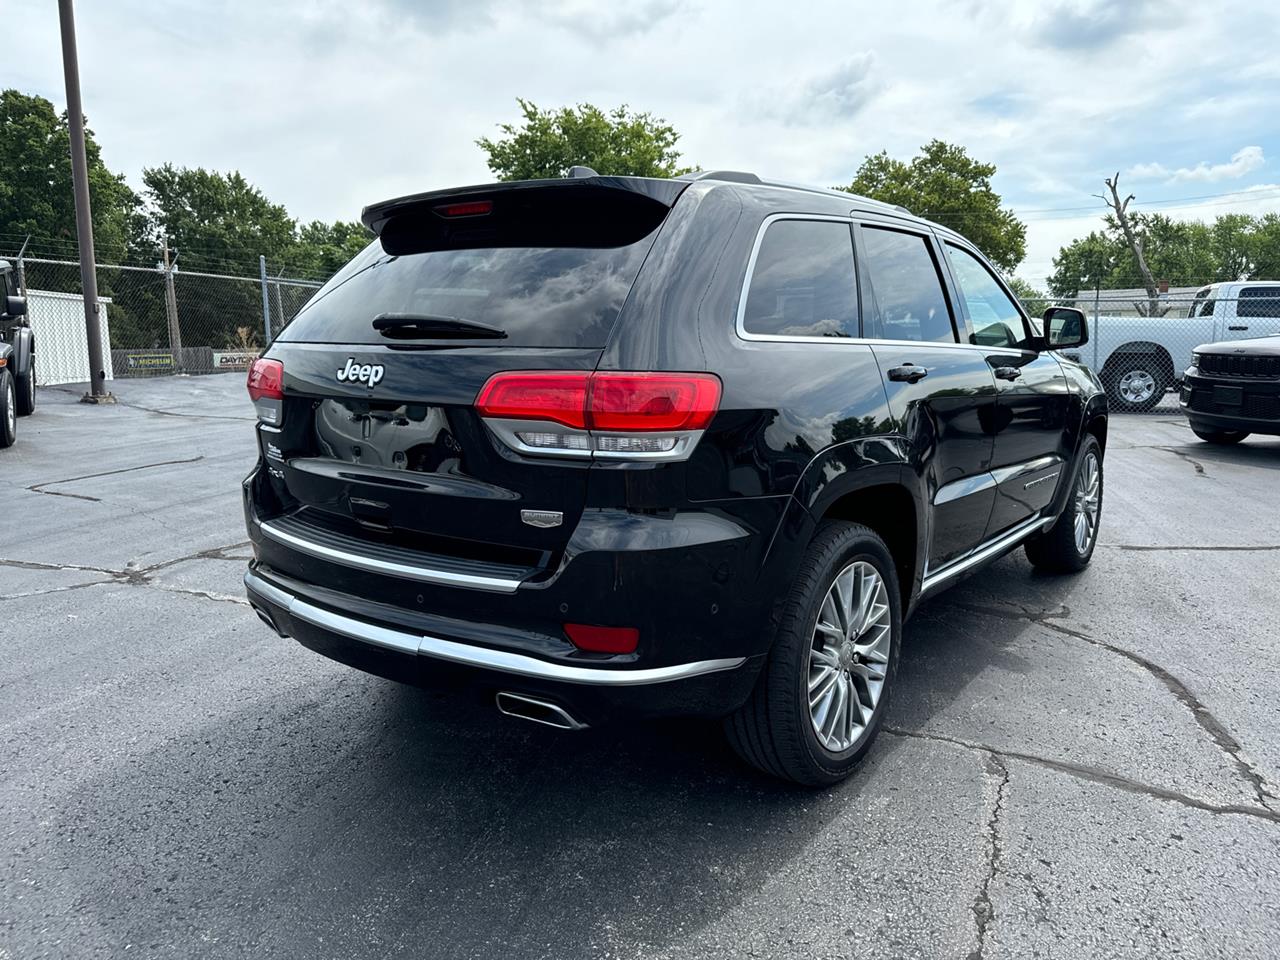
277, 235, 658, 348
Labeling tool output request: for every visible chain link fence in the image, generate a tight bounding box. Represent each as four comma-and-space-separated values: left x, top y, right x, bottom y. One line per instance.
10, 255, 321, 384
1019, 289, 1280, 414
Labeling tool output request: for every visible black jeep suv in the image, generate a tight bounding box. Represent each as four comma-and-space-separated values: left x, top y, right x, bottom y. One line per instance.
242, 170, 1107, 784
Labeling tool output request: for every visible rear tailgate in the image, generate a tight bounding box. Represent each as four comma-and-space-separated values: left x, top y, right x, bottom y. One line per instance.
253, 176, 685, 584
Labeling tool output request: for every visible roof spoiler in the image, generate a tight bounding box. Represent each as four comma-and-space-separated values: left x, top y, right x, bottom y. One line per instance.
362, 175, 689, 236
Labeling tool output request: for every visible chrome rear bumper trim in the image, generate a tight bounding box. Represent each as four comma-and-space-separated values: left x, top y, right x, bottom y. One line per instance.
245, 571, 746, 686
257, 518, 523, 594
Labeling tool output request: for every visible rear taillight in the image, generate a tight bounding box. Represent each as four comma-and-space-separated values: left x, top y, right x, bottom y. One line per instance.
475, 371, 722, 461
247, 358, 284, 424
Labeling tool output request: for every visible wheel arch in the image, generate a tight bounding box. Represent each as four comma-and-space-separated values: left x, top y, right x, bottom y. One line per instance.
1102, 341, 1176, 381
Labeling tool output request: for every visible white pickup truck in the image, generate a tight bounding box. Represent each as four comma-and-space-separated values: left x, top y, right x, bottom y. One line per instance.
1070, 281, 1280, 411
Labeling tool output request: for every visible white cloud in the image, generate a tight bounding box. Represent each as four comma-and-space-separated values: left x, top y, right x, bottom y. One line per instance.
1127, 146, 1265, 185
7, 0, 1277, 283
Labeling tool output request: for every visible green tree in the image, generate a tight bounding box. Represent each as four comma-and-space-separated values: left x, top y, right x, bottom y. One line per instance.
1046, 230, 1123, 298
1006, 276, 1049, 317
477, 99, 690, 181
140, 164, 297, 273
1250, 213, 1280, 279
838, 140, 1027, 272
292, 219, 373, 277
0, 89, 142, 262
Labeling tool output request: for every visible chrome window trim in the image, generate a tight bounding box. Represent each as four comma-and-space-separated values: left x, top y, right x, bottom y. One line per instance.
256, 518, 524, 594
735, 213, 859, 344
245, 571, 747, 686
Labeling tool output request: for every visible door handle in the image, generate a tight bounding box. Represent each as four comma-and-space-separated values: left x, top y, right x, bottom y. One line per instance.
1228, 325, 1249, 331
887, 364, 929, 383
993, 366, 1022, 381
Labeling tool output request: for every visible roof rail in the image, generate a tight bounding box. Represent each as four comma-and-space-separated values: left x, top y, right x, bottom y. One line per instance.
678, 170, 764, 185
567, 165, 600, 179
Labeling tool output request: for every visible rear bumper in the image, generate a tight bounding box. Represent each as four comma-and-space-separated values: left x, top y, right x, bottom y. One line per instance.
246, 567, 764, 723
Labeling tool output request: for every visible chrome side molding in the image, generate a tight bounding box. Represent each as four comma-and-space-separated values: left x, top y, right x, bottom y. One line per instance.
920, 513, 1052, 596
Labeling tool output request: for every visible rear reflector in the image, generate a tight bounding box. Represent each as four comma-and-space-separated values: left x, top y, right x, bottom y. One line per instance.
247, 358, 284, 401
564, 623, 640, 655
435, 200, 493, 218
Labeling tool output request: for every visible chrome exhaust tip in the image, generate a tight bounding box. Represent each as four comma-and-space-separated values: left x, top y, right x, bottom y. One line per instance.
495, 691, 588, 731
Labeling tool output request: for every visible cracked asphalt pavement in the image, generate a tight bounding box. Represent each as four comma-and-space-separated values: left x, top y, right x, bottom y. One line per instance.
3, 378, 1280, 959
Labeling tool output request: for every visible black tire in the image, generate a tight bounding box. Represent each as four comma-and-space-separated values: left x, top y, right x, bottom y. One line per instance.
725, 521, 901, 786
1191, 426, 1248, 445
1104, 354, 1169, 413
1025, 435, 1103, 573
0, 369, 16, 449
15, 357, 34, 416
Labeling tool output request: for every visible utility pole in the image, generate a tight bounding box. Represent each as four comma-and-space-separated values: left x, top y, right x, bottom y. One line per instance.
57, 0, 113, 402
162, 240, 184, 372
259, 255, 273, 342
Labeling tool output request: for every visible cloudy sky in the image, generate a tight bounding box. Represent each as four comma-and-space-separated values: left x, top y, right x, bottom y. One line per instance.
10, 0, 1280, 284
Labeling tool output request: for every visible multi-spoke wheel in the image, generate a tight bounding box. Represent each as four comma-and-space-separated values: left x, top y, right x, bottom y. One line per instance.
1026, 434, 1104, 573
726, 522, 901, 785
1072, 450, 1100, 555
808, 561, 892, 753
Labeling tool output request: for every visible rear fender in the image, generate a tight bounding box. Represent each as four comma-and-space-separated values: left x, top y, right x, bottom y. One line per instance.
756, 438, 920, 629
6, 326, 33, 379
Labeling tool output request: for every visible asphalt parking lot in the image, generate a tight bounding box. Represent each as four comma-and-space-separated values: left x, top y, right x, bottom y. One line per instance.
3, 376, 1280, 960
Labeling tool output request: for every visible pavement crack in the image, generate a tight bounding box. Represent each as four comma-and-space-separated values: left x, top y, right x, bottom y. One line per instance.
1154, 446, 1208, 477
942, 599, 1280, 811
1, 540, 252, 609
884, 728, 1280, 826
27, 456, 205, 501
967, 752, 1009, 960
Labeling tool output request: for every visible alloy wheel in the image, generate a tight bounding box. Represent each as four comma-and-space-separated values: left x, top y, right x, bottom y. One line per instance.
807, 560, 892, 753
1073, 451, 1101, 554
5, 380, 13, 436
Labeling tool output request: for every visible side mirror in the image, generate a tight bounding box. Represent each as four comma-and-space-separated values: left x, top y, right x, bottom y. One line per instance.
4, 295, 26, 318
1042, 306, 1087, 350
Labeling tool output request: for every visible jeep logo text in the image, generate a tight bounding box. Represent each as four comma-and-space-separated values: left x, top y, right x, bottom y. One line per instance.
336, 358, 385, 388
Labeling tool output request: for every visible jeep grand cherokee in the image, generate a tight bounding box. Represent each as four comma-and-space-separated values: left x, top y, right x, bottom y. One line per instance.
242, 169, 1107, 785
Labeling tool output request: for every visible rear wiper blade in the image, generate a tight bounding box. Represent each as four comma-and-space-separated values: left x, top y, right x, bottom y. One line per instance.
371, 313, 507, 339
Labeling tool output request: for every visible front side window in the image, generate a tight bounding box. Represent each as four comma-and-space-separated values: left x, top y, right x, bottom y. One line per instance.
860, 227, 955, 343
946, 244, 1027, 348
742, 219, 859, 338
1189, 287, 1212, 318
1238, 287, 1280, 319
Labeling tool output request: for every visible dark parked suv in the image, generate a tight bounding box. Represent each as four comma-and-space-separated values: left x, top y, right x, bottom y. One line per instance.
243, 170, 1107, 784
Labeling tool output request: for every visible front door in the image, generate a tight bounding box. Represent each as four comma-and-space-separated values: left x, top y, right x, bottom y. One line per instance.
855, 222, 998, 572
943, 242, 1070, 538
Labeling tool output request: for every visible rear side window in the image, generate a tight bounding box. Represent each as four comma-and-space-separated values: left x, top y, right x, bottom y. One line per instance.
1238, 287, 1280, 319
742, 219, 858, 338
860, 227, 955, 343
279, 235, 659, 348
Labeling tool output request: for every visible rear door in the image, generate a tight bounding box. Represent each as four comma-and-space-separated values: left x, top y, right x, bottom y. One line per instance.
1226, 286, 1280, 340
256, 178, 683, 576
855, 220, 999, 572
942, 240, 1069, 538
